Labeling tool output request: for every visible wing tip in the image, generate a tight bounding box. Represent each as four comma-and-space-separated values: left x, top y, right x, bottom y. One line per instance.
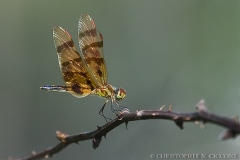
53, 26, 63, 32
81, 13, 90, 18
53, 26, 71, 39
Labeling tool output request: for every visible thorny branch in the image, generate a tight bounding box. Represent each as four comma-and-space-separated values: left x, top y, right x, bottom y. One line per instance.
16, 99, 240, 160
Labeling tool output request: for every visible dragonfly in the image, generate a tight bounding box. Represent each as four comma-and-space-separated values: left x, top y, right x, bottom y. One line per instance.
40, 14, 127, 120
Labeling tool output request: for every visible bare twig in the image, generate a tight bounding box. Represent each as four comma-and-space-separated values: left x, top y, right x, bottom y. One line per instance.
16, 99, 240, 160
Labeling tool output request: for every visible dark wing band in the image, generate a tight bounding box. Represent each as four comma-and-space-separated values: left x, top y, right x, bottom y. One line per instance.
53, 26, 97, 97
78, 14, 107, 87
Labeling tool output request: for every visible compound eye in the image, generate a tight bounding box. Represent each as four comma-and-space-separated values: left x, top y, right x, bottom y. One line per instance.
115, 88, 126, 101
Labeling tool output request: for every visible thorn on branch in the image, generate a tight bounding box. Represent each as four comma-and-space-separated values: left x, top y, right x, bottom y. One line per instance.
175, 121, 184, 129
200, 122, 205, 129
92, 137, 102, 149
168, 103, 173, 112
124, 121, 129, 130
233, 116, 239, 123
56, 131, 69, 143
219, 116, 239, 140
159, 105, 166, 111
219, 129, 238, 140
196, 99, 208, 112
103, 133, 107, 138
45, 154, 52, 159
32, 151, 37, 155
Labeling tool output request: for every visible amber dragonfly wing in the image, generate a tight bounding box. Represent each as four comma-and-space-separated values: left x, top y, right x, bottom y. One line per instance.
41, 26, 98, 98
78, 14, 107, 87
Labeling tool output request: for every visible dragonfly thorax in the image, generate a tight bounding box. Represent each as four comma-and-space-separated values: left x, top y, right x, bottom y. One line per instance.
93, 84, 126, 101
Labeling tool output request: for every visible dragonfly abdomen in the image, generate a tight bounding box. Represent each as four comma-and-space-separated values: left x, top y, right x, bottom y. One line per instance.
40, 85, 69, 92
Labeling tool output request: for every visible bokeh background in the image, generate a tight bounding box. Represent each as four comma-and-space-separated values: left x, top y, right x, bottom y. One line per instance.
1, 0, 240, 159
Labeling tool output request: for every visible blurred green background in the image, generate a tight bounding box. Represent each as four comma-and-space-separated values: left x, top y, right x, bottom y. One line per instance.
1, 0, 240, 159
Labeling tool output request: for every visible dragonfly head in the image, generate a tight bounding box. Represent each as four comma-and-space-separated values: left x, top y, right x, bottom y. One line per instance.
114, 87, 127, 101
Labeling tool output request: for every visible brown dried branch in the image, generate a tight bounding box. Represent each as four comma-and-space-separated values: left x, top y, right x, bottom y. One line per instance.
17, 99, 240, 160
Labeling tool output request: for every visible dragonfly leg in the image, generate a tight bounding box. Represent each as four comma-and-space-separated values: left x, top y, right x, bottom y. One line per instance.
110, 99, 120, 117
113, 101, 130, 113
99, 99, 112, 122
